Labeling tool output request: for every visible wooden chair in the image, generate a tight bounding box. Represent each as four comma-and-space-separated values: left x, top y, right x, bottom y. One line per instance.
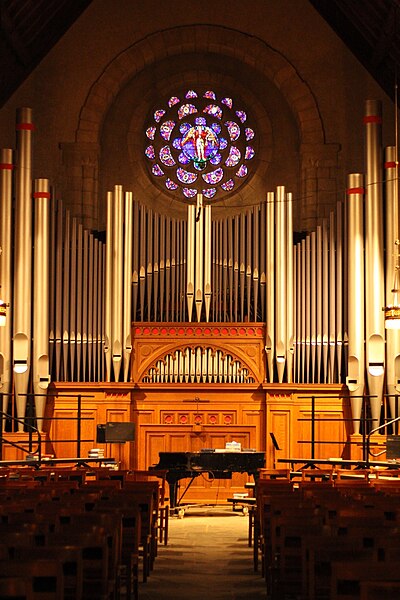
14, 546, 84, 600
0, 577, 33, 599
330, 560, 400, 600
0, 558, 65, 600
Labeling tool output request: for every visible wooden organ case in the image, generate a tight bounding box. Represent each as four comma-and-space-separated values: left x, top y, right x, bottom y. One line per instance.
131, 322, 266, 504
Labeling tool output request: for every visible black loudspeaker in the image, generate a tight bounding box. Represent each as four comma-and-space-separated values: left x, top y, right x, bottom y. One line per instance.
96, 422, 135, 443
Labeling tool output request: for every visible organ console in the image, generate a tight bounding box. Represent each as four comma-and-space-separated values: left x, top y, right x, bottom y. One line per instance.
150, 450, 265, 509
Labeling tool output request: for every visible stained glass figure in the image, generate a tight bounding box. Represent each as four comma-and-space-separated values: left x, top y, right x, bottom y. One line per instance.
168, 96, 180, 107
204, 91, 216, 100
181, 125, 219, 165
186, 90, 198, 98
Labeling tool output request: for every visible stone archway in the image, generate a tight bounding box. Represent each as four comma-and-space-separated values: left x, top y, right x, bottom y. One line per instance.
66, 25, 337, 232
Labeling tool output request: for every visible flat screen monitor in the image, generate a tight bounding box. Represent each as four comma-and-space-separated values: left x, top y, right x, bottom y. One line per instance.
96, 422, 135, 443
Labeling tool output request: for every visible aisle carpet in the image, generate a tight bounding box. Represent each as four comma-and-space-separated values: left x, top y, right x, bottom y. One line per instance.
138, 505, 267, 600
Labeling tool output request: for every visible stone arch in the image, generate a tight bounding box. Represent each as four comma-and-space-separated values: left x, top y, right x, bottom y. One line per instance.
76, 25, 324, 148
70, 25, 337, 231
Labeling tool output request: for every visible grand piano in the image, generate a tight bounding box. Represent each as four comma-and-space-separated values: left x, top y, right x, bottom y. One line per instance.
150, 450, 265, 509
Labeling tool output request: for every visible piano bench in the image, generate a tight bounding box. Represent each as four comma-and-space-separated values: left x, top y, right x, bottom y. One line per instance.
227, 497, 256, 513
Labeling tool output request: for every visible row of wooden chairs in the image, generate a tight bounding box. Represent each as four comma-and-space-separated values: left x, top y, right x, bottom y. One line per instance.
254, 468, 400, 600
0, 467, 169, 600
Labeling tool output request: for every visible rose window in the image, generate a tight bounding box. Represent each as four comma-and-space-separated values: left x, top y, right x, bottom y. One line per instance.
145, 89, 256, 201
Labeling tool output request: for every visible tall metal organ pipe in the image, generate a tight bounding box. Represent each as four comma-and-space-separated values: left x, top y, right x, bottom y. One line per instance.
33, 179, 51, 429
346, 174, 365, 435
384, 146, 400, 417
13, 108, 33, 429
364, 99, 385, 428
0, 149, 13, 429
276, 186, 287, 382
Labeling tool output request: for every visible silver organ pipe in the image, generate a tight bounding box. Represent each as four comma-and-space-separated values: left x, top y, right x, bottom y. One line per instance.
322, 220, 329, 382
384, 146, 400, 416
0, 149, 13, 428
187, 204, 195, 322
159, 214, 165, 322
346, 174, 365, 435
61, 213, 71, 378
316, 226, 323, 382
110, 185, 125, 381
329, 210, 336, 383
33, 179, 51, 429
364, 99, 385, 428
204, 205, 212, 322
104, 191, 113, 381
141, 348, 256, 384
13, 108, 33, 428
69, 219, 78, 381
336, 200, 344, 382
266, 192, 275, 382
310, 231, 317, 382
153, 210, 159, 321
195, 195, 204, 322
305, 235, 311, 383
286, 192, 294, 383
276, 186, 287, 383
123, 192, 133, 382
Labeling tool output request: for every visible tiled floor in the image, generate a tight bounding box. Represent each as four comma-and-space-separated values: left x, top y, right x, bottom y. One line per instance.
138, 505, 267, 599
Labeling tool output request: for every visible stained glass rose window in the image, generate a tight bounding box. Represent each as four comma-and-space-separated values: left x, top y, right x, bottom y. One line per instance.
145, 89, 256, 201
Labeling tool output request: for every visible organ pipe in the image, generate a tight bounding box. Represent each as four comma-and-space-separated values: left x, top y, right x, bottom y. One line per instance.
33, 179, 51, 429
0, 149, 13, 429
364, 99, 385, 428
346, 174, 365, 435
265, 192, 275, 382
13, 108, 33, 429
384, 146, 400, 417
187, 204, 195, 321
286, 192, 294, 384
123, 192, 133, 382
104, 191, 112, 381
276, 186, 287, 383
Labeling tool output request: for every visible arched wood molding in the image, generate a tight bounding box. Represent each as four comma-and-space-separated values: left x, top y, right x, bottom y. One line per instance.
131, 322, 266, 384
